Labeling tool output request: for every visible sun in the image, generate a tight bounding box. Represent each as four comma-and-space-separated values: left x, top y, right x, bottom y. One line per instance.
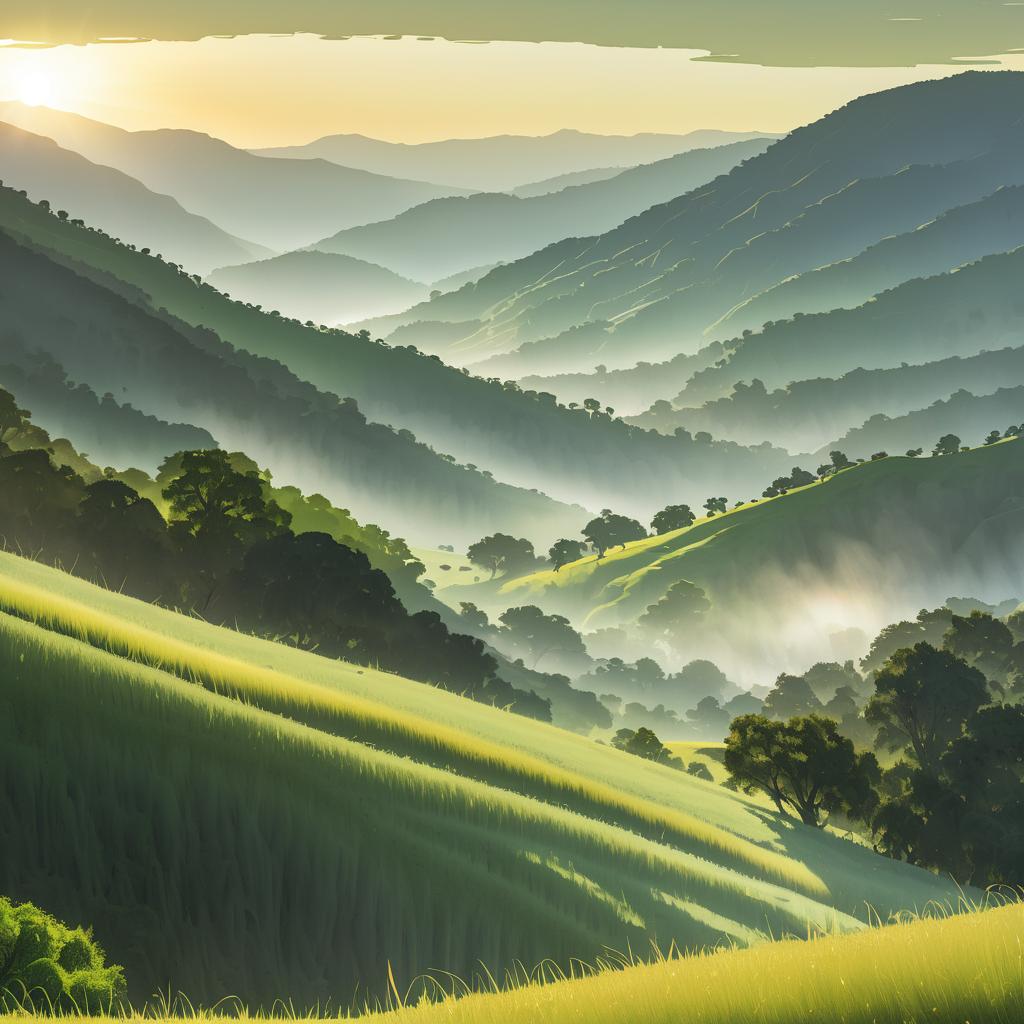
12, 67, 59, 107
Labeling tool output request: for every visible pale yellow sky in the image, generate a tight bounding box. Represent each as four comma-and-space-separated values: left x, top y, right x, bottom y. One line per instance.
0, 33, 1020, 146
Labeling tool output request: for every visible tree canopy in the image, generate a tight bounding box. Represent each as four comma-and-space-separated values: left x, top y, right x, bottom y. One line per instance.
724, 714, 879, 827
650, 504, 695, 535
581, 510, 647, 559
865, 643, 989, 773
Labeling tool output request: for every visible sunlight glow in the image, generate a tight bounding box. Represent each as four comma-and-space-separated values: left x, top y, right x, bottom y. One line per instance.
11, 67, 59, 107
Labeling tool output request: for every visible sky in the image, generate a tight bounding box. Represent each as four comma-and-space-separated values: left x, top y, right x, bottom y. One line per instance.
1, 33, 1023, 146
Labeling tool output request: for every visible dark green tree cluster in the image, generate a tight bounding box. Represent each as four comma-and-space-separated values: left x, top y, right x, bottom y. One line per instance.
0, 393, 549, 720
865, 642, 1022, 883
495, 605, 589, 671
816, 450, 854, 478
650, 504, 696, 535
725, 715, 879, 826
581, 509, 647, 559
762, 465, 816, 498
0, 897, 125, 1014
587, 656, 757, 741
725, 608, 1024, 884
466, 533, 538, 579
984, 423, 1023, 445
637, 580, 711, 652
610, 726, 680, 767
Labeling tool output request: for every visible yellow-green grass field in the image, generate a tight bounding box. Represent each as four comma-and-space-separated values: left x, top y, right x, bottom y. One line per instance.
499, 438, 1024, 627
360, 898, 1024, 1024
39, 901, 1024, 1023
0, 552, 973, 1008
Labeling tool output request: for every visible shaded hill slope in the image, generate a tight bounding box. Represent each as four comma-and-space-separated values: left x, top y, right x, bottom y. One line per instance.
0, 350, 216, 473
715, 183, 1024, 339
628, 346, 1024, 452
815, 387, 1024, 462
673, 246, 1024, 407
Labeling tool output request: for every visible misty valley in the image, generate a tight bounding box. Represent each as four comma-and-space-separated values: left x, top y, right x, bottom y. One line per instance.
1, 20, 1024, 1024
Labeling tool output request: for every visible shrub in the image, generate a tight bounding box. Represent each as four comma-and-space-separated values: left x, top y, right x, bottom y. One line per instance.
0, 896, 126, 1013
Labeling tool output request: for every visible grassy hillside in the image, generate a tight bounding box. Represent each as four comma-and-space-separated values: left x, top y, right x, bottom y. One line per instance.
0, 102, 473, 252
357, 901, 1024, 1024
500, 441, 1024, 677
0, 551, 966, 1006
206, 250, 429, 325
0, 120, 267, 274
0, 184, 792, 520
312, 140, 769, 287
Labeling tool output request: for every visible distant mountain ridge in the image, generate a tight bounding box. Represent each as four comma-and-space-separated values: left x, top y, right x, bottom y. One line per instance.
0, 120, 269, 275
313, 138, 771, 285
252, 128, 774, 192
0, 102, 474, 251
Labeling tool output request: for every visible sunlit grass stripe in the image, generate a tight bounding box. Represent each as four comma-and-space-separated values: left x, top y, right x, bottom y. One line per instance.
0, 573, 827, 899
355, 901, 1024, 1023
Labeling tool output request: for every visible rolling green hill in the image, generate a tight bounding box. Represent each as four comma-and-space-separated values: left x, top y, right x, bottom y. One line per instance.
500, 441, 1024, 679
206, 250, 429, 326
0, 103, 474, 252
0, 120, 268, 274
312, 140, 769, 286
0, 551, 967, 1007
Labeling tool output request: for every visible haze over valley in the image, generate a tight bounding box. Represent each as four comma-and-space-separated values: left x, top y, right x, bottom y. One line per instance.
2, 15, 1024, 1024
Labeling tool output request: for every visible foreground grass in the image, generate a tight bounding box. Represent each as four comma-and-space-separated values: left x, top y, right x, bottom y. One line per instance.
361, 900, 1024, 1024
25, 903, 1023, 1023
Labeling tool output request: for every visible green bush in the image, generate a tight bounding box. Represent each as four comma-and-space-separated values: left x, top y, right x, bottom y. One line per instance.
0, 896, 126, 1013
